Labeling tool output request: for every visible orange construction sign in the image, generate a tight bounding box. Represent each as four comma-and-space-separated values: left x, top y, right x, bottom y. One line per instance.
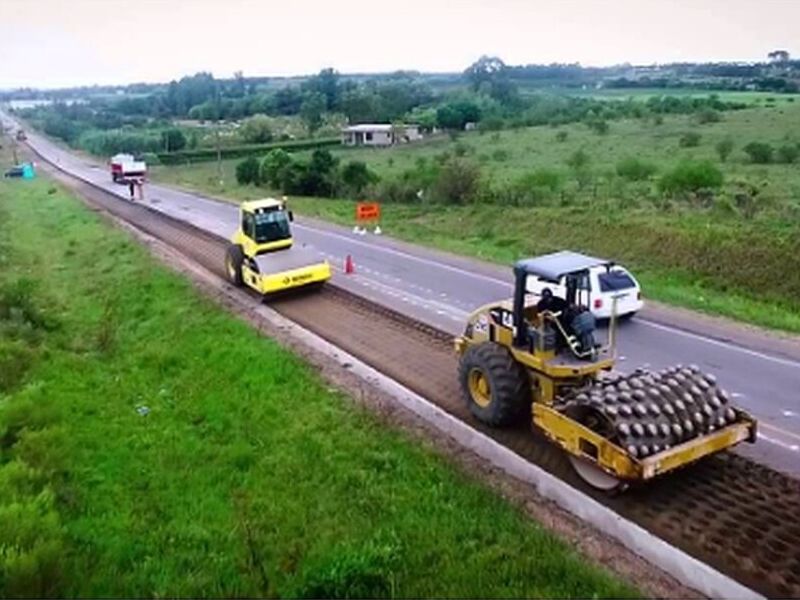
355, 201, 381, 222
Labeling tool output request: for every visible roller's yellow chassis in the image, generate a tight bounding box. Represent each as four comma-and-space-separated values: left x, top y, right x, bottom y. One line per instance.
534, 403, 756, 482
241, 261, 331, 295
455, 334, 757, 483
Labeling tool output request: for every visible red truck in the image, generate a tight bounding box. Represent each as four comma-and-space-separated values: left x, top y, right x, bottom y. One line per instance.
109, 153, 147, 183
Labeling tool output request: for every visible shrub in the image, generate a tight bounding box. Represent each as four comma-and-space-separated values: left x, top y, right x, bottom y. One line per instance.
239, 115, 273, 144
0, 340, 34, 393
160, 128, 187, 152
453, 142, 472, 157
555, 130, 568, 142
521, 168, 563, 192
616, 157, 658, 181
139, 152, 161, 166
777, 143, 800, 164
715, 138, 735, 162
0, 278, 57, 333
374, 177, 421, 203
434, 151, 452, 165
235, 156, 261, 186
431, 159, 481, 204
340, 161, 378, 196
658, 160, 723, 195
566, 148, 590, 170
505, 169, 563, 205
275, 149, 339, 197
679, 132, 702, 147
279, 161, 309, 194
743, 141, 774, 164
478, 117, 504, 132
696, 108, 722, 124
492, 149, 510, 162
260, 149, 293, 188
0, 463, 66, 597
586, 119, 609, 135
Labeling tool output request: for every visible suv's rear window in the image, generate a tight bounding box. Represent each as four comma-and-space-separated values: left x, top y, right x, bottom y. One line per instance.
598, 270, 635, 292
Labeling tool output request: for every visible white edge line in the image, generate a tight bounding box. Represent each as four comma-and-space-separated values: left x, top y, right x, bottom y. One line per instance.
638, 319, 800, 370
758, 433, 800, 452
58, 184, 763, 600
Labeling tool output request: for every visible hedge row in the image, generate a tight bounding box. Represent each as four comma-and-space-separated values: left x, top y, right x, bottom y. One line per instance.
156, 137, 340, 165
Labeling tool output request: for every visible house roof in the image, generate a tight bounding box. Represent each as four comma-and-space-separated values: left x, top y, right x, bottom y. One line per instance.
514, 251, 612, 282
342, 124, 394, 133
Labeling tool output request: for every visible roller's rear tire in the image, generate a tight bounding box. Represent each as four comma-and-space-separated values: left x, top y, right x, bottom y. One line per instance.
225, 244, 245, 287
458, 342, 529, 427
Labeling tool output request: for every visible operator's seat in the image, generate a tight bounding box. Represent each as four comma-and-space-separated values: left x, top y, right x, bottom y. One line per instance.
522, 308, 558, 354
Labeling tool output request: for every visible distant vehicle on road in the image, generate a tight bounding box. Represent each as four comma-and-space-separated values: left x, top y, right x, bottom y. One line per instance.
109, 153, 146, 183
15, 129, 26, 141
4, 165, 25, 178
524, 251, 643, 319
4, 163, 34, 179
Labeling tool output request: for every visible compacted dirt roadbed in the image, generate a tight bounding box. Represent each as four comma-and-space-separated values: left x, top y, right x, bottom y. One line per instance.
44, 161, 800, 598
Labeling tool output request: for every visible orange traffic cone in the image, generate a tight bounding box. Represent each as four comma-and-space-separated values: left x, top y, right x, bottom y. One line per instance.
344, 254, 355, 274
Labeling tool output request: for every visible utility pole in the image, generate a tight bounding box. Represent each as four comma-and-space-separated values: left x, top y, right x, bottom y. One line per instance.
215, 83, 223, 187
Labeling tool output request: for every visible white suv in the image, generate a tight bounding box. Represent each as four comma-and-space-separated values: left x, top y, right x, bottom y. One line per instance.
526, 262, 643, 319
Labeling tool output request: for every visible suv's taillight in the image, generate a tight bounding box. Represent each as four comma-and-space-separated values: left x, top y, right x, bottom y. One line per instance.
594, 298, 603, 309
637, 291, 641, 300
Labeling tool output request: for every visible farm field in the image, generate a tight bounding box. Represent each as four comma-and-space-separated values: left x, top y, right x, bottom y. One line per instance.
554, 87, 800, 103
319, 98, 800, 187
0, 146, 635, 597
153, 99, 800, 333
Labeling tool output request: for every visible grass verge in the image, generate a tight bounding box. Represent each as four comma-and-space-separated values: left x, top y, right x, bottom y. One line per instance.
0, 153, 636, 597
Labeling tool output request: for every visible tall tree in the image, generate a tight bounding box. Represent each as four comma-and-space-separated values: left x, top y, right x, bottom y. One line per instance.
768, 50, 790, 62
274, 86, 304, 115
300, 92, 326, 133
231, 70, 246, 98
463, 56, 518, 104
305, 68, 340, 110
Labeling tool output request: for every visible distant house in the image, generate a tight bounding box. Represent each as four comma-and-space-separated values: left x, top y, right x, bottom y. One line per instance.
341, 124, 422, 147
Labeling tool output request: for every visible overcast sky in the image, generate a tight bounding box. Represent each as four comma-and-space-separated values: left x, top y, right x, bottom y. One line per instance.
1, 0, 797, 89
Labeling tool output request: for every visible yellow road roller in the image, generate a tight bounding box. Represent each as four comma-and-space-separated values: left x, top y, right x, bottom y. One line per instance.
225, 198, 331, 295
455, 251, 757, 491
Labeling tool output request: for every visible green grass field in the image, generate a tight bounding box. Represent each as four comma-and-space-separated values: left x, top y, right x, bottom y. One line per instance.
553, 87, 800, 104
319, 101, 800, 192
153, 100, 800, 334
0, 152, 635, 597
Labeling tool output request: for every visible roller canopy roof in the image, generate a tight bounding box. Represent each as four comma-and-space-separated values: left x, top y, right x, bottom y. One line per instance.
514, 251, 612, 282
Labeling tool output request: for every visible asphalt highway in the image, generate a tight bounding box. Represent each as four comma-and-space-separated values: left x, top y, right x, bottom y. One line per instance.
6, 112, 799, 476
